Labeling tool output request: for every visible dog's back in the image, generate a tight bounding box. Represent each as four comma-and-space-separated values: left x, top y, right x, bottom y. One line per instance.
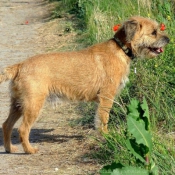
0, 40, 127, 102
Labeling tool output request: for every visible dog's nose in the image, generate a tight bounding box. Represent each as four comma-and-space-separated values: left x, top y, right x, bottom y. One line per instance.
164, 36, 170, 43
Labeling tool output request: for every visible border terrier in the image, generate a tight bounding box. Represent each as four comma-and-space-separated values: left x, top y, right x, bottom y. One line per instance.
0, 16, 169, 154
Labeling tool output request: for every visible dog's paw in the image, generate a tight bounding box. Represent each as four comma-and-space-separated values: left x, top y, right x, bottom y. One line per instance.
25, 146, 39, 154
5, 145, 18, 153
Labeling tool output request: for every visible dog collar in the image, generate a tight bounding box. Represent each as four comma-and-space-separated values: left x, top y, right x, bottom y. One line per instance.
113, 37, 135, 60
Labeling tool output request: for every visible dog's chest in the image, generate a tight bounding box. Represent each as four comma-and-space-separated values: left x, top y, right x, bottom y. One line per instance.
119, 75, 129, 90
117, 64, 130, 92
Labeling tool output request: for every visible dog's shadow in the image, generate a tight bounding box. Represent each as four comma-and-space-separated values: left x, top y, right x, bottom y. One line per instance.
0, 128, 84, 147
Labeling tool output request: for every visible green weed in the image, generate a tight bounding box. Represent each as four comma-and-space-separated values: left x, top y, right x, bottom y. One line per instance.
100, 98, 157, 175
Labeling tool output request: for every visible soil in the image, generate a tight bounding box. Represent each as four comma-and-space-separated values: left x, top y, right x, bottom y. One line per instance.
0, 0, 101, 174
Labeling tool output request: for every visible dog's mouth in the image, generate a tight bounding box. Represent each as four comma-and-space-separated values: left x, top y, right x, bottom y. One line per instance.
148, 47, 163, 55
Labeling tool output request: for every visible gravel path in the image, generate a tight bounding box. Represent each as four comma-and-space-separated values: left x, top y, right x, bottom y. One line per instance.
0, 1, 100, 174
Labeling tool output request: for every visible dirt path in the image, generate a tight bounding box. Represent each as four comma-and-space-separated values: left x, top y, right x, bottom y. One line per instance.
0, 1, 101, 174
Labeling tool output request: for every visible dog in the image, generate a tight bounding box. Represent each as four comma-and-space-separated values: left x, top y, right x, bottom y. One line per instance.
0, 16, 169, 154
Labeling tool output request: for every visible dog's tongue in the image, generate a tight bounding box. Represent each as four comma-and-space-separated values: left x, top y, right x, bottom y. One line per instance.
156, 47, 163, 53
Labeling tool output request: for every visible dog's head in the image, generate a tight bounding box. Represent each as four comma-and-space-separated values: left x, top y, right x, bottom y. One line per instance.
114, 16, 170, 58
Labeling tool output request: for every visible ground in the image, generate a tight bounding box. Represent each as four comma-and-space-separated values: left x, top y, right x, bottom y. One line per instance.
0, 1, 101, 174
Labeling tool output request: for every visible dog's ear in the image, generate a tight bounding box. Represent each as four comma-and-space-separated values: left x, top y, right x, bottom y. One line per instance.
123, 19, 140, 42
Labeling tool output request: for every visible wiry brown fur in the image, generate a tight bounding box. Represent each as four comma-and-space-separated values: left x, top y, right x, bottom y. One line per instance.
1, 16, 169, 154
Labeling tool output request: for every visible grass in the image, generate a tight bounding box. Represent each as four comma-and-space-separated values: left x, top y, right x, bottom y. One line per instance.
49, 0, 175, 174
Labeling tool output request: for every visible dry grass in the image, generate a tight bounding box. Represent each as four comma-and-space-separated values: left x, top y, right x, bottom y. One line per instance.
37, 18, 78, 52
137, 0, 151, 15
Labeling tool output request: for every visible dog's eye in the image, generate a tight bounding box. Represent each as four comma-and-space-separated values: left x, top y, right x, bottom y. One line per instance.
152, 30, 157, 36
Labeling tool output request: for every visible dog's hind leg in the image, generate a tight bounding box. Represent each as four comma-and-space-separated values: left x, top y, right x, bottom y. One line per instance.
2, 98, 22, 153
18, 95, 46, 154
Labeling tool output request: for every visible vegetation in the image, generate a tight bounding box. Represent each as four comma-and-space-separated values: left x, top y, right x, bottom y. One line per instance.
50, 0, 175, 174
100, 98, 157, 175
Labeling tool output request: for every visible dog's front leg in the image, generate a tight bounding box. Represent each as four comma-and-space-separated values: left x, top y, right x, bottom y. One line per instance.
95, 90, 116, 133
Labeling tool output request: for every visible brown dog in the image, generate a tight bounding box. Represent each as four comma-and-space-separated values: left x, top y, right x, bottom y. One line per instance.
0, 16, 169, 154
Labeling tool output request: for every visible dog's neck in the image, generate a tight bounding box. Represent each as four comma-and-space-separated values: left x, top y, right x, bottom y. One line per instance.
113, 36, 135, 60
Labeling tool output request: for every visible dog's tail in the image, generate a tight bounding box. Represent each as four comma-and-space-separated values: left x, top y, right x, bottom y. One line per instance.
0, 63, 21, 84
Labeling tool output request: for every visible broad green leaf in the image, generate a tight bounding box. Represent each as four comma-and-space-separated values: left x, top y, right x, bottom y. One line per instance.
127, 111, 140, 121
141, 98, 149, 119
141, 97, 150, 131
127, 117, 152, 152
100, 163, 124, 175
127, 99, 141, 120
125, 139, 145, 163
127, 99, 139, 111
111, 166, 149, 175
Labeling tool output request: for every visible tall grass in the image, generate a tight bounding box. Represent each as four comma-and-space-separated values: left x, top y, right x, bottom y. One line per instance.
53, 0, 175, 174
